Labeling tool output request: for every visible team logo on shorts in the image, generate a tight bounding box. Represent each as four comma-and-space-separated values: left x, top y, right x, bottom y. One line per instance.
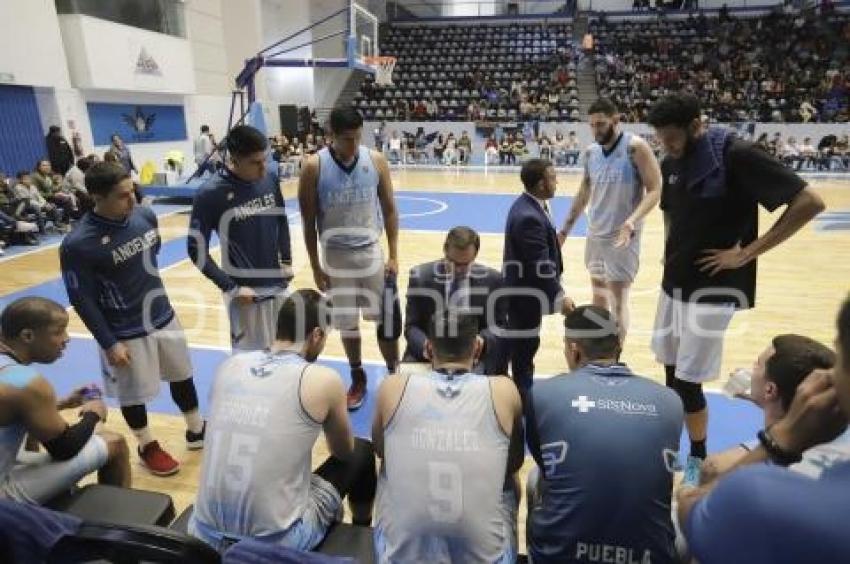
227, 192, 235, 201
101, 236, 111, 245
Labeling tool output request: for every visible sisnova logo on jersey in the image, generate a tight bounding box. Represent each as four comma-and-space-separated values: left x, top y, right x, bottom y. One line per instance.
571, 395, 658, 417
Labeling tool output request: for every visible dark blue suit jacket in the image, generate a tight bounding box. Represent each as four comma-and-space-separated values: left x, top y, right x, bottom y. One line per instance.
403, 260, 507, 360
502, 192, 564, 316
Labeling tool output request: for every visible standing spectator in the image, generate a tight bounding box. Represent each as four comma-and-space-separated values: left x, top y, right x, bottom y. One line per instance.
457, 131, 472, 164
387, 131, 403, 163
565, 131, 581, 166
443, 133, 458, 165
45, 126, 75, 176
193, 125, 218, 176
108, 134, 137, 176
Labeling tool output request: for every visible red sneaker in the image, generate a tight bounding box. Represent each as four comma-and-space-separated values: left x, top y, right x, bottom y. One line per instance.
138, 441, 180, 476
347, 367, 368, 411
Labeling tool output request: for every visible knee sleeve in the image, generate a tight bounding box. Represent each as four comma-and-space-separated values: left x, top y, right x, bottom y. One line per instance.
666, 367, 706, 413
169, 379, 199, 413
121, 404, 148, 430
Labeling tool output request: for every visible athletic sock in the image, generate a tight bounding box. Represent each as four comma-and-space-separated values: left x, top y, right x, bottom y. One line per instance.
183, 409, 204, 435
132, 427, 155, 449
690, 439, 707, 459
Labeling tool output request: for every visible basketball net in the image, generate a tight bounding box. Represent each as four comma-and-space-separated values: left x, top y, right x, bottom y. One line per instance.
365, 56, 396, 86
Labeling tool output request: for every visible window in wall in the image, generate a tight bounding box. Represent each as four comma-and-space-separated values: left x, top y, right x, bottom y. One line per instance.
55, 0, 186, 38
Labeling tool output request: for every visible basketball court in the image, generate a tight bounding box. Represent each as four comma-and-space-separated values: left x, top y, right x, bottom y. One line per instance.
2, 0, 849, 556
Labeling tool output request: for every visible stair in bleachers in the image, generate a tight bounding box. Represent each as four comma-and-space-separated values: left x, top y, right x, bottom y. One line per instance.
572, 13, 598, 113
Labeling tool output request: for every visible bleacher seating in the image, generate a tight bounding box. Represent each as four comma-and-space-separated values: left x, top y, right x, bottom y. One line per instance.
354, 22, 582, 121
591, 9, 850, 123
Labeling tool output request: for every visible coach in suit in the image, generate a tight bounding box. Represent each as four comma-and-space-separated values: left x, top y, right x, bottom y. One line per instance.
403, 226, 509, 375
503, 159, 575, 393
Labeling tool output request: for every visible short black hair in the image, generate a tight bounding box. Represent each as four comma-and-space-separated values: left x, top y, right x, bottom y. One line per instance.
838, 296, 850, 371
767, 335, 835, 412
564, 305, 621, 360
225, 125, 268, 157
76, 157, 93, 172
588, 98, 618, 116
329, 106, 363, 134
429, 311, 478, 362
1, 297, 66, 340
85, 161, 130, 197
276, 289, 332, 342
200, 125, 210, 133
647, 93, 701, 129
520, 158, 552, 193
16, 170, 29, 180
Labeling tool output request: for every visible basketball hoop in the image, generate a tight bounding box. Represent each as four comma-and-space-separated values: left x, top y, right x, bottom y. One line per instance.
364, 55, 396, 86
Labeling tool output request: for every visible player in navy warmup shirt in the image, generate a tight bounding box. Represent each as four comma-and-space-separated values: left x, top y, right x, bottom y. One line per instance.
61, 162, 205, 477
188, 125, 292, 352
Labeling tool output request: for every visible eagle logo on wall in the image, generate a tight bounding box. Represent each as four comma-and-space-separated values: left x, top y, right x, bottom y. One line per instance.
122, 106, 157, 134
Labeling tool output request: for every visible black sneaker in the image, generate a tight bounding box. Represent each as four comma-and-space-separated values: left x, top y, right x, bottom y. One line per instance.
186, 422, 206, 450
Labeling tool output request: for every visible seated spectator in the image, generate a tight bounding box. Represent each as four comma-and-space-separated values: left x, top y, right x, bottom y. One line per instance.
373, 311, 523, 562
12, 171, 65, 233
403, 227, 508, 375
433, 133, 445, 164
32, 160, 77, 222
499, 134, 515, 165
0, 208, 39, 250
526, 306, 684, 564
799, 136, 818, 169
443, 132, 458, 165
0, 297, 131, 503
190, 290, 377, 552
538, 135, 552, 160
678, 297, 850, 563
702, 335, 846, 483
457, 131, 472, 164
512, 135, 528, 162
779, 136, 803, 170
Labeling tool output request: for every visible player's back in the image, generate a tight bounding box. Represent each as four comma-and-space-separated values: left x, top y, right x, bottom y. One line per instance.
376, 371, 510, 563
192, 351, 321, 538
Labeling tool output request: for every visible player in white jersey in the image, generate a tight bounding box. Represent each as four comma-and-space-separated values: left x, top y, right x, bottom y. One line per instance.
558, 98, 662, 343
372, 312, 523, 563
190, 289, 376, 553
299, 107, 401, 411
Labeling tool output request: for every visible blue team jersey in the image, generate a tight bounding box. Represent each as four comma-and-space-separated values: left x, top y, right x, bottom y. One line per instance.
686, 461, 850, 563
527, 364, 684, 564
60, 206, 174, 350
188, 168, 291, 292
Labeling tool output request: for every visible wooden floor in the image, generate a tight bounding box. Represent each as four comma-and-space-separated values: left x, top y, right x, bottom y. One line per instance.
7, 169, 850, 552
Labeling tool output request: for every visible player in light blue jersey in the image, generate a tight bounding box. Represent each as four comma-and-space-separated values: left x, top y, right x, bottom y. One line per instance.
0, 297, 130, 503
191, 289, 376, 553
558, 98, 662, 344
372, 312, 523, 563
299, 107, 400, 411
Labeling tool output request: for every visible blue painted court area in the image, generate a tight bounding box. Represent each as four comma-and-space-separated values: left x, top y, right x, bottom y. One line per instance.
38, 336, 762, 459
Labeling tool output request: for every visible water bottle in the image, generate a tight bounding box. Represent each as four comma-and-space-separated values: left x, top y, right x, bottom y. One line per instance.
723, 368, 752, 398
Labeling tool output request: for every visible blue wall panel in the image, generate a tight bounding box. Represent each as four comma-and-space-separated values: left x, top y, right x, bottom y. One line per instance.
0, 85, 45, 175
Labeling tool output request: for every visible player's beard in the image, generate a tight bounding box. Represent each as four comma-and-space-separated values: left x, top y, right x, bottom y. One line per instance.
597, 125, 616, 145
